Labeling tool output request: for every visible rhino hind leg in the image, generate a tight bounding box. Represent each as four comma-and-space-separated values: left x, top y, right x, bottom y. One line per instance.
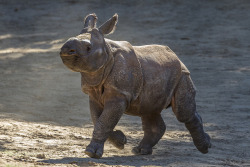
132, 113, 166, 155
171, 74, 211, 154
108, 130, 127, 149
185, 112, 211, 153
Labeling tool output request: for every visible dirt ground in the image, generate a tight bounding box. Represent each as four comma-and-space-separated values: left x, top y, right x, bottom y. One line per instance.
0, 0, 250, 166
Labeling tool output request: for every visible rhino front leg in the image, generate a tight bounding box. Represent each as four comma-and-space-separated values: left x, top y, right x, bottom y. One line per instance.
85, 95, 127, 158
108, 130, 127, 149
171, 74, 211, 154
89, 98, 127, 150
132, 113, 166, 155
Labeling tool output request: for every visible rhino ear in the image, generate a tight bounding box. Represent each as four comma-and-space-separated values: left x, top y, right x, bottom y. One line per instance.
84, 13, 97, 29
99, 13, 118, 35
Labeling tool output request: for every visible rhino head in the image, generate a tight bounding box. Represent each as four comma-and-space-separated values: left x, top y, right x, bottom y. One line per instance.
60, 13, 118, 73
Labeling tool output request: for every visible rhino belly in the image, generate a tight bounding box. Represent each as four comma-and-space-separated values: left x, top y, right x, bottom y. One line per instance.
140, 74, 179, 114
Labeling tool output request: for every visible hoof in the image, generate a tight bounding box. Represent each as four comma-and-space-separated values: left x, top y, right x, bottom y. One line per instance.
132, 146, 152, 155
108, 130, 127, 150
196, 133, 212, 154
84, 140, 104, 159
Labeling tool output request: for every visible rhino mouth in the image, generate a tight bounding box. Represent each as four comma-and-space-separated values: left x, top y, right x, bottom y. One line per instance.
60, 52, 83, 72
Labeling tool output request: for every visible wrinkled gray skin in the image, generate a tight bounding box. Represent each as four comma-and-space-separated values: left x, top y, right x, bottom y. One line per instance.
60, 13, 211, 159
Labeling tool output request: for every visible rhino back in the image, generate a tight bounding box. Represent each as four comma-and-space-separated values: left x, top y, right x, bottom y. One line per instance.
132, 45, 183, 115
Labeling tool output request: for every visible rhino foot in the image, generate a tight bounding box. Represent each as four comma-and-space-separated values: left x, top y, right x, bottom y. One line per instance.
108, 130, 127, 150
85, 140, 104, 159
132, 146, 152, 155
195, 132, 211, 154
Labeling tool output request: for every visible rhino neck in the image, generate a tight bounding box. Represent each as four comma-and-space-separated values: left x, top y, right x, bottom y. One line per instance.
81, 42, 114, 92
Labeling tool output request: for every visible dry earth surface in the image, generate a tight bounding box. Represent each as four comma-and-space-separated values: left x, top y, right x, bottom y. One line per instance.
0, 0, 250, 166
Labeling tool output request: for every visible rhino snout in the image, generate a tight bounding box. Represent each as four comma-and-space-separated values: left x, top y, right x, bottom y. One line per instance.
60, 48, 76, 56
60, 41, 77, 56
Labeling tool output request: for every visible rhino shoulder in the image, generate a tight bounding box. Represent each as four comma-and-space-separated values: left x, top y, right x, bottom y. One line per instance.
104, 40, 143, 103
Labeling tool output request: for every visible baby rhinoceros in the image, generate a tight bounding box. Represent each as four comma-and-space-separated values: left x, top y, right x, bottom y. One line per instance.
60, 13, 211, 159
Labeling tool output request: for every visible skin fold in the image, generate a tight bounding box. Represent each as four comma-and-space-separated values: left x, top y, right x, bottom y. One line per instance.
60, 13, 211, 159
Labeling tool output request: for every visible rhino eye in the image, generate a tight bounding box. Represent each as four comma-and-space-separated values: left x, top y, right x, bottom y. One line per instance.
86, 46, 91, 53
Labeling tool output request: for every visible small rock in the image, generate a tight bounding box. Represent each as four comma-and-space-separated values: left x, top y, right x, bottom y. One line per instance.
36, 153, 45, 159
69, 161, 77, 164
180, 37, 190, 40
88, 161, 96, 166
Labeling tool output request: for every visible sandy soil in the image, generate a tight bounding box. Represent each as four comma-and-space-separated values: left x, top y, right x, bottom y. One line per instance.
0, 0, 250, 166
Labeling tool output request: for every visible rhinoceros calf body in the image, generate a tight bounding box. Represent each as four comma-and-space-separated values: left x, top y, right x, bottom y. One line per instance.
60, 13, 211, 158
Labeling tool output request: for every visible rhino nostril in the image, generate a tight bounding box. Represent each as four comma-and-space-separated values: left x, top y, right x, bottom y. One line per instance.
68, 49, 76, 55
